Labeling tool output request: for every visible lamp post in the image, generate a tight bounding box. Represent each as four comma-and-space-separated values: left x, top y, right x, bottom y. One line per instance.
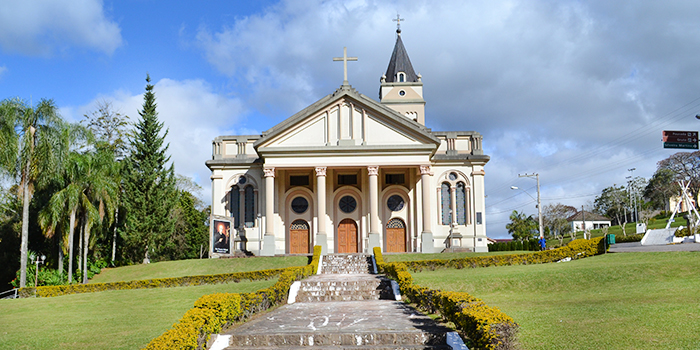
34, 254, 46, 288
512, 172, 543, 239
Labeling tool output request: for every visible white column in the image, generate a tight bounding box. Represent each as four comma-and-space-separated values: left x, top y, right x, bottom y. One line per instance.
261, 167, 276, 256
420, 165, 434, 253
368, 166, 381, 250
315, 167, 328, 254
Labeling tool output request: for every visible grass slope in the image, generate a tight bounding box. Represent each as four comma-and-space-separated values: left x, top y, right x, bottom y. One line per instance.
90, 256, 308, 283
411, 252, 700, 350
0, 279, 276, 350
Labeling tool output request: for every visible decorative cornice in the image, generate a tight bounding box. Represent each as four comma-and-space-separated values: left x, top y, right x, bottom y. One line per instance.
315, 167, 327, 177
263, 168, 276, 178
419, 165, 432, 176
472, 170, 485, 176
210, 175, 223, 180
367, 166, 379, 176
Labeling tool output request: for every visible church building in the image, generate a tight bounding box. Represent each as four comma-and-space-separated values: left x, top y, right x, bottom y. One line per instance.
206, 28, 490, 256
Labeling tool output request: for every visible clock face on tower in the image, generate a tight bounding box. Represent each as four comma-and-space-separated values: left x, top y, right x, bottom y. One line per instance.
387, 195, 405, 212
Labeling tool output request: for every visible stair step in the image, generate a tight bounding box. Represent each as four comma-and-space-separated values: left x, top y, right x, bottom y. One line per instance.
321, 254, 373, 274
227, 330, 448, 347
225, 345, 451, 350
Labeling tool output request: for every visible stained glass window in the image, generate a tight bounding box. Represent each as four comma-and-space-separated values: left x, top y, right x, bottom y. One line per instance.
291, 196, 309, 214
339, 195, 357, 213
244, 185, 255, 227
230, 186, 240, 227
456, 182, 466, 225
387, 195, 405, 212
441, 182, 451, 225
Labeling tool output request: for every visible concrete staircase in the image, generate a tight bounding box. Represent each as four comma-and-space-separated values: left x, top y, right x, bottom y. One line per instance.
219, 254, 461, 350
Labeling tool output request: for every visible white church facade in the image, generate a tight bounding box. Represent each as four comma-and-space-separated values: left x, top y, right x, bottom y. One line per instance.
206, 30, 490, 256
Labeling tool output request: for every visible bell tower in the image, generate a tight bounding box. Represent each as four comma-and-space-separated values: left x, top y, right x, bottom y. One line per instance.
379, 18, 425, 125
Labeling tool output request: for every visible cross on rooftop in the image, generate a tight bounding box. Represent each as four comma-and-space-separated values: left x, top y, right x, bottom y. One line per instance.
332, 47, 358, 85
393, 13, 404, 33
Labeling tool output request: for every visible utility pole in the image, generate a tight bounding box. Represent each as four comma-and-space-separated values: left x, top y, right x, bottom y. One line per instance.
518, 173, 543, 239
628, 168, 637, 223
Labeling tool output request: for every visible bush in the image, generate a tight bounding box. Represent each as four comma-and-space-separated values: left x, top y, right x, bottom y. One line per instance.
614, 233, 643, 243
675, 227, 690, 238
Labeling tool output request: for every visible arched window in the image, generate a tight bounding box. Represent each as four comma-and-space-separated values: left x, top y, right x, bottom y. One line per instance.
398, 72, 405, 82
456, 182, 466, 225
441, 182, 451, 225
230, 185, 240, 227
244, 185, 255, 227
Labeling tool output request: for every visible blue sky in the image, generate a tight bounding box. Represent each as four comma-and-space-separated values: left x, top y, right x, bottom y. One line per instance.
3, 0, 700, 239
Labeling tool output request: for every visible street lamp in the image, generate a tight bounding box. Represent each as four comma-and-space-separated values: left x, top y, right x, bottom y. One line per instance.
511, 172, 543, 239
34, 254, 46, 288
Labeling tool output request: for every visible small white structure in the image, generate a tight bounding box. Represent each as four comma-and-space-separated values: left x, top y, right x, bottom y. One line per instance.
567, 211, 611, 232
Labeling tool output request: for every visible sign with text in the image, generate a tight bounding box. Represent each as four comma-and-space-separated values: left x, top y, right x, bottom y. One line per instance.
663, 131, 699, 149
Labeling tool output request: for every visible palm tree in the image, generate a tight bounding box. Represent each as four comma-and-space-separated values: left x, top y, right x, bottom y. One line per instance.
0, 98, 66, 288
81, 149, 117, 282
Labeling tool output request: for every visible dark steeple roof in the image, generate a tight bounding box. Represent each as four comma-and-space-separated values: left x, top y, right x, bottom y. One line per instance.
384, 33, 418, 83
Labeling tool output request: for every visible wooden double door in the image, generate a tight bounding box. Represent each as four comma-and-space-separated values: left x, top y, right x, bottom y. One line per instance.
386, 218, 407, 253
337, 218, 358, 253
289, 220, 310, 254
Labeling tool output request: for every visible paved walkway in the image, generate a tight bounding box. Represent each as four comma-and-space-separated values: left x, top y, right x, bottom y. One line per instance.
609, 242, 700, 253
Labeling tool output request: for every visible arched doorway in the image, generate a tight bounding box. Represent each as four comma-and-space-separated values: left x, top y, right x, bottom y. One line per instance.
386, 218, 407, 253
289, 220, 310, 254
337, 218, 358, 253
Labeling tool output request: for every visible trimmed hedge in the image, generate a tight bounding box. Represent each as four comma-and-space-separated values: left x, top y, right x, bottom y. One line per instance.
18, 268, 288, 298
614, 233, 643, 243
397, 237, 605, 272
374, 238, 605, 350
145, 246, 322, 350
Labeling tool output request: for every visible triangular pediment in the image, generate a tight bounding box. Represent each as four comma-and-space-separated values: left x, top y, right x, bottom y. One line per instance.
255, 85, 439, 153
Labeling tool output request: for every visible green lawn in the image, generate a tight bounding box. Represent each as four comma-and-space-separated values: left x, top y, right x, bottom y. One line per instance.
384, 250, 532, 262
0, 279, 276, 350
411, 252, 700, 349
90, 256, 308, 283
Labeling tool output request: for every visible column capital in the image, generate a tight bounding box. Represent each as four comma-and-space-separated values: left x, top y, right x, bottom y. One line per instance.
315, 166, 327, 177
367, 166, 379, 176
263, 168, 276, 178
419, 165, 433, 176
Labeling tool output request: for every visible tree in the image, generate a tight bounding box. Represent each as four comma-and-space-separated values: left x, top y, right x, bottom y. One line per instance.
542, 203, 576, 245
594, 185, 629, 229
120, 75, 178, 264
644, 168, 677, 211
0, 98, 66, 287
657, 151, 700, 209
505, 210, 538, 241
82, 100, 130, 264
38, 123, 90, 282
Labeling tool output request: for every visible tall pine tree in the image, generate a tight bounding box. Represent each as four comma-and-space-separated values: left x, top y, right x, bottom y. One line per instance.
120, 75, 177, 263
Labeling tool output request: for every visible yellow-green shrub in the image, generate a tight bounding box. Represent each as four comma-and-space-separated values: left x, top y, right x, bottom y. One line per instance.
18, 268, 286, 298
398, 237, 605, 272
145, 246, 322, 350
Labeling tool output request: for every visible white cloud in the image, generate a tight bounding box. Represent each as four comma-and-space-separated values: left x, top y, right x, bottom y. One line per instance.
0, 0, 122, 55
0, 65, 6, 79
63, 78, 247, 205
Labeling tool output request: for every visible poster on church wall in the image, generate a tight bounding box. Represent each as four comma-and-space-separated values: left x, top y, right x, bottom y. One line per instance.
211, 215, 233, 255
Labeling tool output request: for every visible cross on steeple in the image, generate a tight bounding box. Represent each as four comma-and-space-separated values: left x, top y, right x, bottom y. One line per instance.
393, 13, 404, 34
332, 47, 358, 85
